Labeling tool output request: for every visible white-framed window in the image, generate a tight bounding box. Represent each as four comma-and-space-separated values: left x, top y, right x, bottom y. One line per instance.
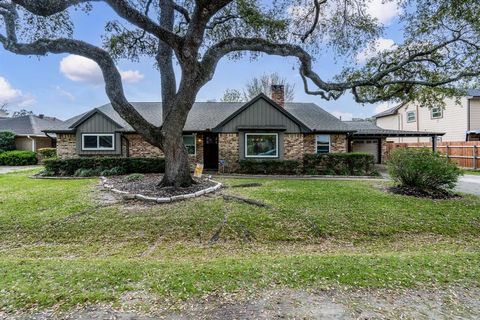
183, 134, 196, 155
81, 133, 115, 150
431, 107, 443, 119
315, 134, 330, 154
406, 111, 416, 123
245, 133, 278, 158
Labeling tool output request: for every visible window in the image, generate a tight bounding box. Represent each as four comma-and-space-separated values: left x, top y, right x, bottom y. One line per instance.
245, 133, 278, 158
81, 134, 114, 150
183, 135, 196, 155
431, 107, 443, 119
316, 134, 330, 154
406, 111, 416, 123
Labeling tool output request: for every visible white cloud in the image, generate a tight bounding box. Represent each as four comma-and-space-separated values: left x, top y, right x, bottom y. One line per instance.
374, 101, 395, 114
332, 111, 353, 121
60, 55, 144, 85
0, 76, 36, 107
53, 85, 76, 101
119, 70, 144, 83
366, 0, 402, 25
356, 38, 397, 64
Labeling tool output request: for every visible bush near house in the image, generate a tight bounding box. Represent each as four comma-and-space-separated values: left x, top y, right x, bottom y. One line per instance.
239, 160, 302, 175
0, 150, 38, 166
0, 131, 16, 153
43, 157, 165, 176
304, 153, 376, 176
37, 148, 57, 160
387, 148, 461, 192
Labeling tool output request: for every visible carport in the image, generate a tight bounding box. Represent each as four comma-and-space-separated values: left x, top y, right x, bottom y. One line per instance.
345, 121, 445, 164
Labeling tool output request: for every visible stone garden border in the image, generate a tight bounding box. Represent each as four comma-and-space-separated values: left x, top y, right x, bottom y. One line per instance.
100, 176, 222, 203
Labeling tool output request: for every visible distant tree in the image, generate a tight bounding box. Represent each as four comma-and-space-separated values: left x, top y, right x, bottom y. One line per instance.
12, 109, 34, 117
0, 103, 8, 116
243, 73, 295, 102
221, 73, 295, 102
220, 89, 243, 102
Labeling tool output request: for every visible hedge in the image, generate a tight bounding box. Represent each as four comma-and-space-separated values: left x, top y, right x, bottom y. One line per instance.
238, 160, 302, 175
0, 131, 16, 153
43, 157, 165, 176
38, 148, 57, 160
0, 151, 38, 166
303, 153, 376, 176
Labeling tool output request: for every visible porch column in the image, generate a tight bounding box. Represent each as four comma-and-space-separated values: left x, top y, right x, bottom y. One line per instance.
431, 135, 437, 152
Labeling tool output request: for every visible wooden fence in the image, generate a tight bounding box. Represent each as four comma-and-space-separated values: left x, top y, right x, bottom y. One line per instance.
387, 141, 480, 170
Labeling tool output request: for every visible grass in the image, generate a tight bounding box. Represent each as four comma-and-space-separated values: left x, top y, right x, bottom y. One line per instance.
464, 169, 480, 175
0, 171, 479, 311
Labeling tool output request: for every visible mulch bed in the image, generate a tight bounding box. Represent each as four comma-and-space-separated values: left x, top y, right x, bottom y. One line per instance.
389, 186, 461, 200
107, 174, 218, 198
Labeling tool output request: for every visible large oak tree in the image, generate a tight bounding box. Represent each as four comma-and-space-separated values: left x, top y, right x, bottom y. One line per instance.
0, 0, 479, 187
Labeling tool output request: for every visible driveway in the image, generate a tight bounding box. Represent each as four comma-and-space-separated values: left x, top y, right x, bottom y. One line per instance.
0, 165, 43, 174
456, 174, 480, 196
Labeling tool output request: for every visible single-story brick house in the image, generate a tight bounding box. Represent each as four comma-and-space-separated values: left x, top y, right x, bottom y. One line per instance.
44, 87, 443, 171
0, 114, 62, 152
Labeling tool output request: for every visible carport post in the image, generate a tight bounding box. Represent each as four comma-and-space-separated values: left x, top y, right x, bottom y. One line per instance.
432, 135, 437, 152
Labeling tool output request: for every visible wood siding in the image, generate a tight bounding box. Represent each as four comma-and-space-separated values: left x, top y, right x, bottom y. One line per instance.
217, 98, 302, 133
75, 112, 122, 155
470, 98, 480, 131
376, 97, 469, 142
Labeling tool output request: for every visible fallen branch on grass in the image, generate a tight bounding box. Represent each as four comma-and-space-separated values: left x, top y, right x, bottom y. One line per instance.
221, 194, 271, 208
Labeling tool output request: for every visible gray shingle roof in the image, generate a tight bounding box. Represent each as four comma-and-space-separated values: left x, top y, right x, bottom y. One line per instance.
45, 99, 353, 133
344, 120, 444, 136
0, 115, 63, 136
373, 102, 407, 118
467, 89, 480, 97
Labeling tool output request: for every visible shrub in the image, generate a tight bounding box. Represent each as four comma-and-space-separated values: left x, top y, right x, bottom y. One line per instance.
38, 148, 57, 160
0, 150, 37, 166
238, 160, 302, 175
44, 157, 165, 176
74, 168, 103, 177
0, 131, 16, 153
125, 173, 145, 181
100, 166, 126, 176
387, 148, 461, 191
303, 153, 376, 176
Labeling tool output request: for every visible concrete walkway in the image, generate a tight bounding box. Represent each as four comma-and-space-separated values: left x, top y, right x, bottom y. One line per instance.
0, 165, 43, 174
456, 175, 480, 196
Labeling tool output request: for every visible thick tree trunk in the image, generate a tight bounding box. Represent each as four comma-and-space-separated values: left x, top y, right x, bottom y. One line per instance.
159, 128, 193, 188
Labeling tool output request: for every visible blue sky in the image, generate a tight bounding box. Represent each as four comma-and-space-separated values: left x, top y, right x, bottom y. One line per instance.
0, 1, 403, 121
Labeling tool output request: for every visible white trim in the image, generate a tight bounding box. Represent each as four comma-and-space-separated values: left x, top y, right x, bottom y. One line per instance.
431, 107, 443, 119
81, 133, 115, 151
315, 134, 330, 154
406, 111, 416, 123
183, 134, 196, 156
244, 133, 279, 158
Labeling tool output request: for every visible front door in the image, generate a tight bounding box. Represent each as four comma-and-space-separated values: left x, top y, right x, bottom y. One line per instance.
203, 133, 219, 170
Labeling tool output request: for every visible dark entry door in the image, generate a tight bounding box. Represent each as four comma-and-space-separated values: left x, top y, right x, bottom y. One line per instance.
203, 133, 219, 170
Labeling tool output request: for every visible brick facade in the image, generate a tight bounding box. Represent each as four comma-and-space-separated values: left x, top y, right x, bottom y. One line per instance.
125, 134, 163, 158
57, 134, 78, 159
284, 133, 305, 161
218, 133, 239, 172
303, 133, 348, 154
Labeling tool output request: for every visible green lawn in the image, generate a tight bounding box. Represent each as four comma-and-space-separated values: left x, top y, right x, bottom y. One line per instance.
0, 171, 479, 311
464, 169, 480, 175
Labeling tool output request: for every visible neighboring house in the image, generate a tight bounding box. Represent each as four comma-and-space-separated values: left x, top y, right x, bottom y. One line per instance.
375, 90, 480, 142
44, 86, 441, 170
0, 114, 63, 152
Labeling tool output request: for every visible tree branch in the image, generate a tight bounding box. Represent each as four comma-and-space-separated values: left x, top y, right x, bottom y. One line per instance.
201, 35, 479, 103
11, 0, 182, 50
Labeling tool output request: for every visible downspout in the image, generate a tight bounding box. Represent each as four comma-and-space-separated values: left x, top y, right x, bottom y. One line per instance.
467, 98, 471, 141
27, 135, 35, 152
416, 104, 420, 143
121, 134, 130, 157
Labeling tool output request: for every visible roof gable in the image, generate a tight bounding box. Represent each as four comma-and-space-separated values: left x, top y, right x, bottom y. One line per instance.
213, 94, 311, 132
68, 108, 123, 130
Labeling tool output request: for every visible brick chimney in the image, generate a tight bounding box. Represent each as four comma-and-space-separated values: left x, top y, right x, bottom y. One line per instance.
271, 85, 285, 107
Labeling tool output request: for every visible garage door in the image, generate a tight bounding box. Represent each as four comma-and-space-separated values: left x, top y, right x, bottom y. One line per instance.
352, 139, 379, 163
